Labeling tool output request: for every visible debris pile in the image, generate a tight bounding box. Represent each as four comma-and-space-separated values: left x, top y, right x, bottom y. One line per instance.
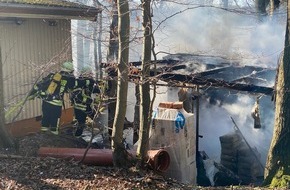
219, 132, 262, 185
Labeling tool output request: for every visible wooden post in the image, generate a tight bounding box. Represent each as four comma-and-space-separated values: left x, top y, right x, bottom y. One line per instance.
195, 85, 200, 159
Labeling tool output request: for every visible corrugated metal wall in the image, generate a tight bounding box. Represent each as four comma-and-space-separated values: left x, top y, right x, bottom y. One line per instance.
0, 18, 72, 123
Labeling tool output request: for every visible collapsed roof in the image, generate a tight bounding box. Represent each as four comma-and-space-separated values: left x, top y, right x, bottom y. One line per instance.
104, 54, 275, 96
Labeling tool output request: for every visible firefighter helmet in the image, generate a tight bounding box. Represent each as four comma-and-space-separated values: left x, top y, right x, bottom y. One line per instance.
61, 61, 74, 72
80, 66, 93, 77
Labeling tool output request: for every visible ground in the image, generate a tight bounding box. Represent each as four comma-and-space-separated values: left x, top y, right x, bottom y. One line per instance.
0, 130, 271, 190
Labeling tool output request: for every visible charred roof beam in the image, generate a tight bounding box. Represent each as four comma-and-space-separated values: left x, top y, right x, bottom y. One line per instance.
157, 73, 273, 96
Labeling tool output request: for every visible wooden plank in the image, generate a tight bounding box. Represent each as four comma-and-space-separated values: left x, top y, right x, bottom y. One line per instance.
157, 73, 273, 95
6, 107, 74, 137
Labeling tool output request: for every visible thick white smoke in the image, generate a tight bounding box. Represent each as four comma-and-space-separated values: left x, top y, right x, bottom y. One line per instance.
149, 1, 285, 166
68, 0, 285, 167
153, 1, 285, 67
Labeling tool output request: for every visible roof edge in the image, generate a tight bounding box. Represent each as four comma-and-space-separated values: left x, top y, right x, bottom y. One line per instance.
0, 3, 101, 20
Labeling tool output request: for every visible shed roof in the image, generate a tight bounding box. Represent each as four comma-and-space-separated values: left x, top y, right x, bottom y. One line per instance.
118, 54, 275, 96
0, 0, 101, 20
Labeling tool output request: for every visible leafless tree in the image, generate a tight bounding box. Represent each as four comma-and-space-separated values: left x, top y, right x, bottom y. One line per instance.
264, 0, 290, 187
136, 0, 152, 167
111, 0, 131, 167
0, 46, 14, 148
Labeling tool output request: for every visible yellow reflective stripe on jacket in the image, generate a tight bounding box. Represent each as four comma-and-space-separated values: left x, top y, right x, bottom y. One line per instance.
82, 96, 88, 103
74, 103, 87, 111
44, 99, 62, 106
86, 80, 90, 86
60, 80, 67, 94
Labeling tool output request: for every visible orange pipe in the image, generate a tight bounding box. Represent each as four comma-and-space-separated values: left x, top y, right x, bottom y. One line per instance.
147, 149, 170, 172
38, 148, 113, 166
38, 147, 170, 172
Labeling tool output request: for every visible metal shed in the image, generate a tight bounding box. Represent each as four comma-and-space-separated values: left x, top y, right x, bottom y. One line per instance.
0, 0, 101, 136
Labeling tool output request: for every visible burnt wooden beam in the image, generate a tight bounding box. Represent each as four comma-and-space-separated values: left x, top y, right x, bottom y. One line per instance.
101, 59, 180, 68
157, 73, 273, 95
130, 59, 180, 66
194, 66, 232, 77
101, 60, 186, 77
103, 60, 274, 95
195, 65, 268, 78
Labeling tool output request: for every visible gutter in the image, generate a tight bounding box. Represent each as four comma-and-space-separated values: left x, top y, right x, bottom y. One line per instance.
0, 3, 101, 20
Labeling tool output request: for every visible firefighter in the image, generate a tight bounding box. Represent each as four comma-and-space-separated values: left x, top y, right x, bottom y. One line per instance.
29, 61, 75, 135
70, 66, 100, 137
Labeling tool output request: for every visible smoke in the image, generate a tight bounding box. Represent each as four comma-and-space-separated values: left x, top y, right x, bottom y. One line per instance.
199, 100, 235, 161
68, 0, 283, 167
149, 1, 284, 166
108, 0, 281, 166
153, 1, 285, 67
199, 92, 274, 165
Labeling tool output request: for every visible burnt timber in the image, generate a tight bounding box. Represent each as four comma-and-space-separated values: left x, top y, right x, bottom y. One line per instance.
157, 73, 273, 96
103, 60, 274, 96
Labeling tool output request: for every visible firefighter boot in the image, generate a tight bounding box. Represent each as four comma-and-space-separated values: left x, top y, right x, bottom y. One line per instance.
74, 125, 85, 138
41, 126, 49, 132
50, 127, 59, 135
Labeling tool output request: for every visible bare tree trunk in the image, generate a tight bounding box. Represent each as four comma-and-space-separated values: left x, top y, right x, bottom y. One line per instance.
107, 0, 119, 135
0, 46, 14, 148
97, 12, 103, 79
137, 0, 152, 167
76, 20, 84, 68
133, 84, 140, 143
264, 0, 290, 187
255, 0, 270, 21
92, 0, 103, 79
222, 0, 228, 8
111, 0, 130, 168
107, 0, 119, 62
255, 0, 269, 14
269, 0, 280, 16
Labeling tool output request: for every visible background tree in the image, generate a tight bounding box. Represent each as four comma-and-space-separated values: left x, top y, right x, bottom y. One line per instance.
0, 47, 14, 148
255, 0, 269, 14
107, 0, 119, 62
93, 0, 104, 79
269, 0, 280, 15
107, 0, 119, 135
264, 0, 290, 187
111, 0, 130, 167
136, 0, 152, 166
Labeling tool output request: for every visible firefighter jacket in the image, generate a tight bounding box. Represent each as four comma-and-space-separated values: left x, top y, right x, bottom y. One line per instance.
29, 71, 76, 106
70, 77, 100, 111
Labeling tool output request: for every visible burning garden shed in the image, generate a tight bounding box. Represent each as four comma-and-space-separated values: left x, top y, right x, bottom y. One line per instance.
120, 53, 276, 185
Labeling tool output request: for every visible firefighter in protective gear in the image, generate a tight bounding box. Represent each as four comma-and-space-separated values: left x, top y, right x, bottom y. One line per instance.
29, 61, 76, 135
70, 66, 100, 137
